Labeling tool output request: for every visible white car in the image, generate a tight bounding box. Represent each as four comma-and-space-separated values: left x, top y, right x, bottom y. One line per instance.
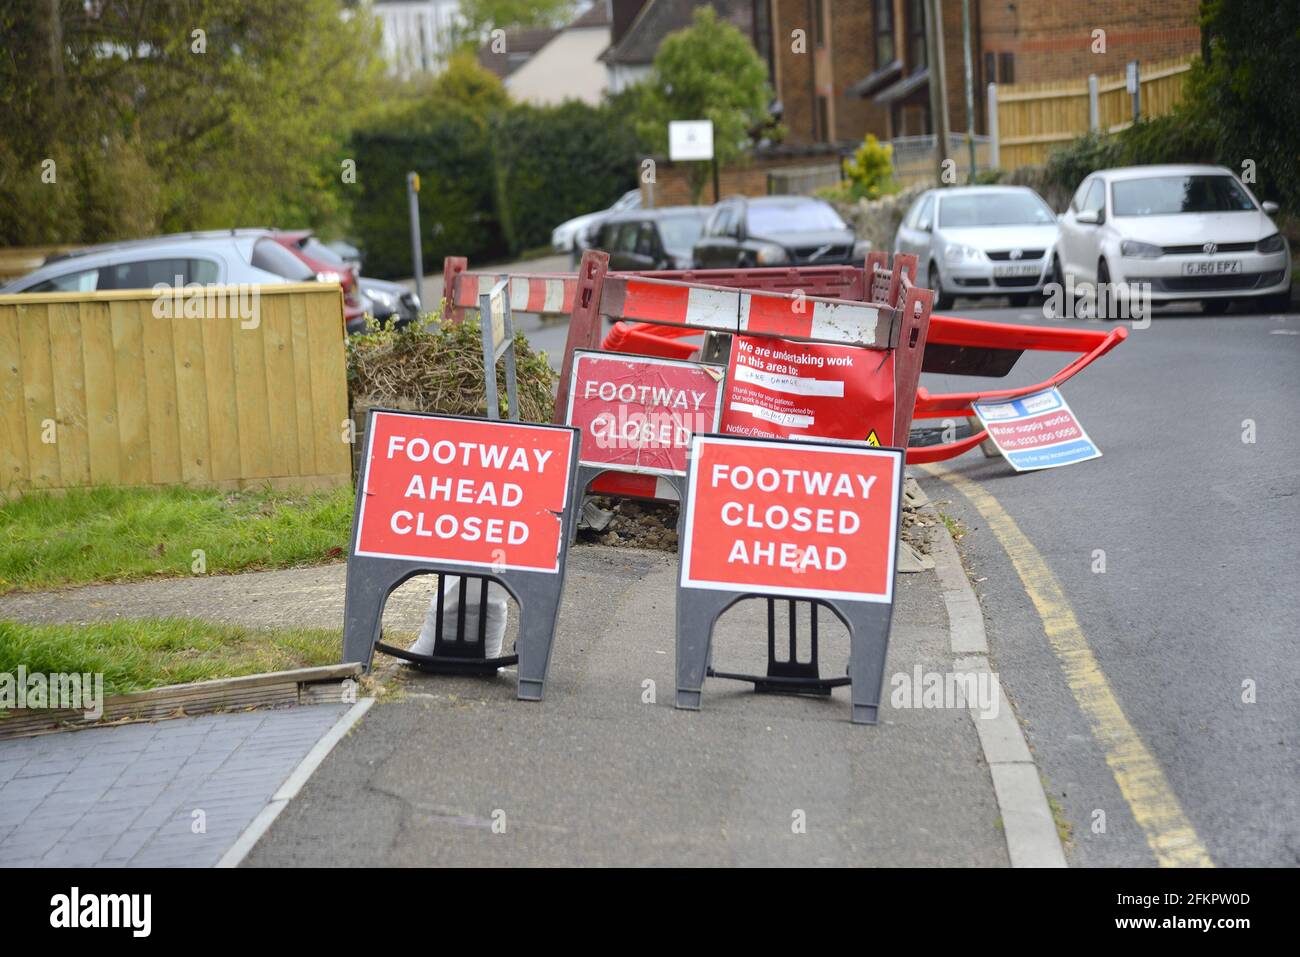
1054, 164, 1292, 314
0, 229, 315, 293
550, 189, 642, 260
894, 185, 1060, 308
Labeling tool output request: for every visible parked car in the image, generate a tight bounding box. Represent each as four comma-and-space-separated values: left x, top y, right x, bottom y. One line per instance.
594, 206, 709, 271
0, 229, 314, 293
1054, 164, 1291, 314
551, 189, 642, 260
894, 185, 1060, 308
691, 196, 869, 270
273, 230, 365, 323
354, 277, 421, 334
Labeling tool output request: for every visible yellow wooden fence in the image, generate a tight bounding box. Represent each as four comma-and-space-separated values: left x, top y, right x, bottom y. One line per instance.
0, 283, 351, 496
992, 57, 1195, 170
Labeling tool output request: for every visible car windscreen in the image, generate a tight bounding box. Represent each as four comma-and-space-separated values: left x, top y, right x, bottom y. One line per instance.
658, 214, 706, 250
251, 238, 315, 280
301, 238, 348, 267
1111, 175, 1256, 216
938, 193, 1055, 228
746, 202, 847, 235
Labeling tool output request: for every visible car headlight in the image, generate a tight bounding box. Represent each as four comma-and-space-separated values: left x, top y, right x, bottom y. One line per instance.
943, 243, 982, 264
755, 243, 788, 265
367, 290, 394, 309
852, 239, 871, 260
1120, 240, 1162, 259
1258, 233, 1285, 254
316, 271, 343, 284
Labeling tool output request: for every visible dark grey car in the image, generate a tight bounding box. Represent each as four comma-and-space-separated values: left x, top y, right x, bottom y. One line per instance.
691, 196, 869, 269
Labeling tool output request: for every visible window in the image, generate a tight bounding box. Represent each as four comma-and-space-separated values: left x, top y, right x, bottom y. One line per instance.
1111, 175, 1257, 217
27, 268, 100, 293
817, 95, 831, 143
915, 195, 935, 231
1070, 180, 1092, 212
998, 52, 1015, 84
908, 0, 927, 70
873, 0, 895, 68
814, 0, 826, 48
938, 192, 1056, 228
635, 222, 657, 257
657, 213, 706, 252
615, 223, 639, 253
712, 205, 740, 238
100, 258, 220, 290
251, 238, 314, 280
1082, 180, 1106, 220
747, 200, 846, 235
985, 51, 996, 83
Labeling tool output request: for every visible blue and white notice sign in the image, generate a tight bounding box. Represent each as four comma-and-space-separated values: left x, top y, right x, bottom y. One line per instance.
972, 387, 1101, 472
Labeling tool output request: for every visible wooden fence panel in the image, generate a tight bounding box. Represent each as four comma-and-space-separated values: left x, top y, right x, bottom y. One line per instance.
0, 283, 349, 496
995, 58, 1193, 168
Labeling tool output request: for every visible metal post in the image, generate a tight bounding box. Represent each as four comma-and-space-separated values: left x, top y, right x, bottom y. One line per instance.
1129, 60, 1141, 125
987, 82, 999, 169
407, 172, 424, 311
926, 0, 951, 182
711, 157, 720, 203
1088, 74, 1100, 131
961, 0, 976, 182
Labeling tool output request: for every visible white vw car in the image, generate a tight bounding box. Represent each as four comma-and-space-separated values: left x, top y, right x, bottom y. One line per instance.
1054, 164, 1292, 314
894, 185, 1060, 309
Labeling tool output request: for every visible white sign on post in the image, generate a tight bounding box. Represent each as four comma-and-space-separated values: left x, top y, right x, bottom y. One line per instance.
669, 120, 714, 162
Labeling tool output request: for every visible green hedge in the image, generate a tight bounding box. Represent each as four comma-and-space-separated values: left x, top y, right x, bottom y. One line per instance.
350, 100, 641, 279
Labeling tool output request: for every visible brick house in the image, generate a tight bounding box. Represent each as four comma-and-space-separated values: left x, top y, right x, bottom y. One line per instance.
770, 0, 1201, 145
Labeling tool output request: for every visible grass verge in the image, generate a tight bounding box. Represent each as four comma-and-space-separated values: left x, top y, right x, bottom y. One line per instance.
0, 485, 353, 593
0, 617, 340, 701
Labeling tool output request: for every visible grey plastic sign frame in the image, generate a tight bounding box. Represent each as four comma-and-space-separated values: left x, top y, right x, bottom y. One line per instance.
341, 408, 582, 702
673, 433, 905, 724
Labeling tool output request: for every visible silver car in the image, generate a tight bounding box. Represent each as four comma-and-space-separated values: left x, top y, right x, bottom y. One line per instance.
0, 229, 315, 293
894, 186, 1060, 308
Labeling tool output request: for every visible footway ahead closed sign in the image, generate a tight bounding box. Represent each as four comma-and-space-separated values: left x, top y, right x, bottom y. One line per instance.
675, 434, 905, 724
343, 409, 581, 702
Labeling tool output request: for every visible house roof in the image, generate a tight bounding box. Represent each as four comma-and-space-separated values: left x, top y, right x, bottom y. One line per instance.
600, 0, 754, 66
477, 28, 560, 78
568, 1, 612, 29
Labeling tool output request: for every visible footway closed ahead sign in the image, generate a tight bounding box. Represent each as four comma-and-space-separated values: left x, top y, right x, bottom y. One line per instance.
680, 435, 902, 602
354, 411, 576, 573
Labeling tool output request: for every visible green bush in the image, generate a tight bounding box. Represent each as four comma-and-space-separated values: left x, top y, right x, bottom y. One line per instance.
841, 134, 900, 201
348, 99, 640, 278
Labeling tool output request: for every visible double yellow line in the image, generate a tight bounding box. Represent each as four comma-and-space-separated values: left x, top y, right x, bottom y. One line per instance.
921, 463, 1213, 868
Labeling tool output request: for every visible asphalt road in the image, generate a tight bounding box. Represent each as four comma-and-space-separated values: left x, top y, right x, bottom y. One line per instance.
917, 296, 1300, 866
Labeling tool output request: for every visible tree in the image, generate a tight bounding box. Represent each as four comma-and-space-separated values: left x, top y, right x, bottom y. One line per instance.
633, 7, 774, 202
0, 0, 385, 245
1192, 0, 1300, 214
455, 0, 577, 46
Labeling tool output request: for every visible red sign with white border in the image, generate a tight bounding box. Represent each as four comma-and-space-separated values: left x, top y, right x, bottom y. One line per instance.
353, 411, 575, 573
720, 335, 896, 445
567, 351, 724, 477
680, 435, 903, 602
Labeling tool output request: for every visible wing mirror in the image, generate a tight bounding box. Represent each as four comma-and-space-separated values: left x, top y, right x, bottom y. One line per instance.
1076, 209, 1100, 225
1262, 201, 1280, 215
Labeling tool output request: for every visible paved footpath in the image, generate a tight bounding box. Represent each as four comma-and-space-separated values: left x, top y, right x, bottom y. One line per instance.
247, 546, 1013, 867
0, 704, 350, 867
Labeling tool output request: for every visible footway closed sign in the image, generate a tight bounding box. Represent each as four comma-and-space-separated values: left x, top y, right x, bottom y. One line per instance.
353, 411, 576, 573
567, 351, 723, 476
680, 435, 903, 602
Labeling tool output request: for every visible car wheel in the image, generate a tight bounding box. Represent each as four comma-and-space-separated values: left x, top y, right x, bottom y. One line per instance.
929, 261, 953, 310
1259, 286, 1294, 315
1097, 258, 1119, 321
1201, 298, 1231, 315
1008, 294, 1031, 307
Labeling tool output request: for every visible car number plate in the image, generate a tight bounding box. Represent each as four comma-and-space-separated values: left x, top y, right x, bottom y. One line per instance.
1182, 260, 1241, 276
993, 264, 1039, 277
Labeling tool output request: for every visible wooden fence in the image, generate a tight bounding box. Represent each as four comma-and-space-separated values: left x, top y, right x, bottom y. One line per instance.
989, 57, 1194, 170
0, 283, 351, 496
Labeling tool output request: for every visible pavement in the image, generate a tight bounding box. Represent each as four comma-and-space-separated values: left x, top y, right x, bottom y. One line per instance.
915, 299, 1300, 867
244, 544, 1012, 867
0, 703, 352, 867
